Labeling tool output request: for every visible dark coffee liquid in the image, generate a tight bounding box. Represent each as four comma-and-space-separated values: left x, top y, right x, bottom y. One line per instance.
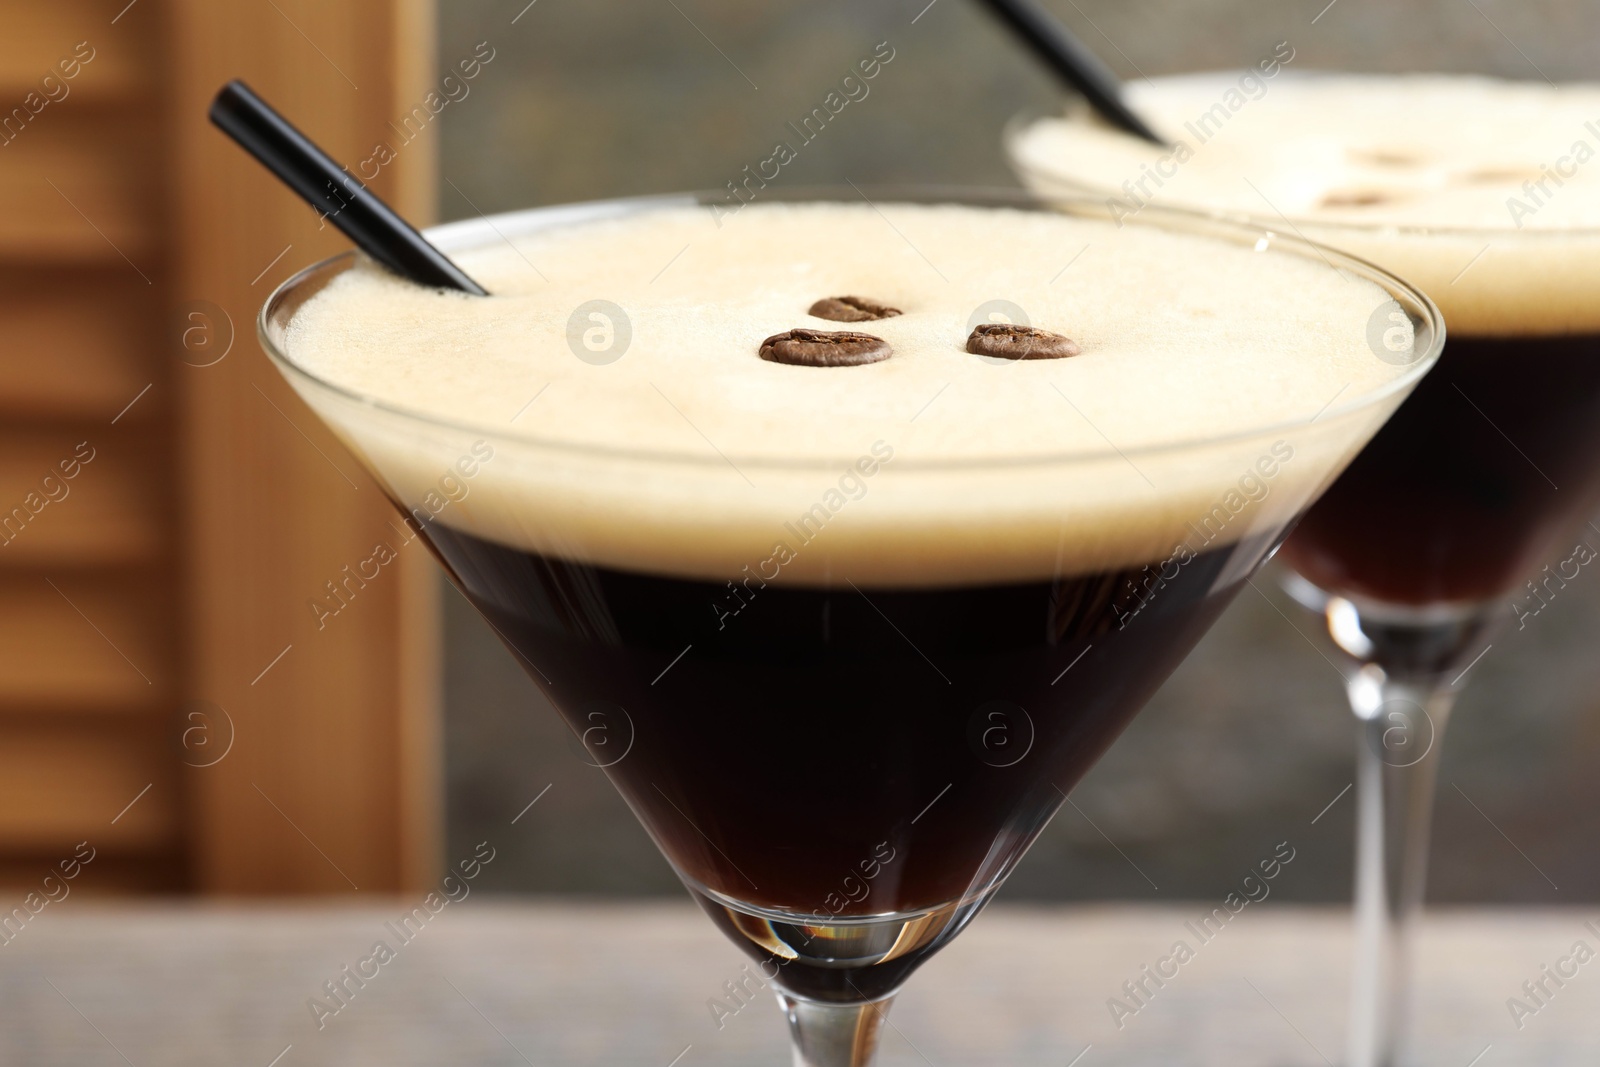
422, 522, 1278, 918
1282, 334, 1600, 605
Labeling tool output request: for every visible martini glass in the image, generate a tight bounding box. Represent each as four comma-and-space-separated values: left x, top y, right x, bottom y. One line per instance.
259, 189, 1440, 1066
1009, 78, 1600, 1067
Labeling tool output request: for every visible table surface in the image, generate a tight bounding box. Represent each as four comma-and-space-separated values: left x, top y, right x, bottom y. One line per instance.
2, 902, 1595, 1066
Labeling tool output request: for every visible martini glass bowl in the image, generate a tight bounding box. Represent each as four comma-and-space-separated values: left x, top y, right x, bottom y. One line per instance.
260, 188, 1442, 1066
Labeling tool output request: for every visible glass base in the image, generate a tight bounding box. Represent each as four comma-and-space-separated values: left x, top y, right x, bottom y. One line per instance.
687, 879, 998, 1003
1280, 569, 1498, 681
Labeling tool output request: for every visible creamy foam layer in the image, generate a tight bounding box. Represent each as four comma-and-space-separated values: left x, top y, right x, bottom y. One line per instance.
279, 200, 1419, 585
1012, 74, 1600, 335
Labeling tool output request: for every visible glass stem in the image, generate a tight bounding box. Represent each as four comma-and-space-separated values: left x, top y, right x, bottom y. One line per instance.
1344, 666, 1457, 1067
778, 993, 894, 1067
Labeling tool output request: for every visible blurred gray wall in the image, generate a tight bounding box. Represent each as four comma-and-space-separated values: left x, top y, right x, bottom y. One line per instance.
437, 0, 1600, 902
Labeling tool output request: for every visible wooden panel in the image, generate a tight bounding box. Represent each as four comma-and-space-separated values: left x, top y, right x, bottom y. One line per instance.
0, 576, 170, 711
0, 1, 153, 101
0, 431, 163, 566
0, 0, 180, 887
0, 273, 155, 421
168, 0, 441, 893
0, 721, 178, 852
0, 855, 183, 894
0, 115, 159, 263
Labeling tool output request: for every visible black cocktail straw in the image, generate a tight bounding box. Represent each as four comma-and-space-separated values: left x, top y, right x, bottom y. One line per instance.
209, 80, 489, 295
972, 0, 1167, 146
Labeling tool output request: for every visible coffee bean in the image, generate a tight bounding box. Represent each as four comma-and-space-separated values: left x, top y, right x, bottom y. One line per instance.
1319, 190, 1399, 208
760, 328, 892, 367
809, 295, 903, 323
966, 324, 1081, 360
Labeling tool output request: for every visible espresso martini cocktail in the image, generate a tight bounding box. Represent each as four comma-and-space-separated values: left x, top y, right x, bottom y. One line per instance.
1014, 75, 1600, 1067
262, 191, 1438, 1065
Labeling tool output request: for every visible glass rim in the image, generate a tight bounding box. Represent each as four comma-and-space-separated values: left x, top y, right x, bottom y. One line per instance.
259, 185, 1446, 474
1004, 70, 1600, 242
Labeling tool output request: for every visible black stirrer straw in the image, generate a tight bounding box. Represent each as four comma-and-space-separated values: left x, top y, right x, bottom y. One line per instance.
972, 0, 1167, 146
209, 80, 489, 295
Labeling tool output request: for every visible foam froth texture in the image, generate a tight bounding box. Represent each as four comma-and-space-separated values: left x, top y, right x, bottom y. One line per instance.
1012, 74, 1600, 336
280, 200, 1418, 585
